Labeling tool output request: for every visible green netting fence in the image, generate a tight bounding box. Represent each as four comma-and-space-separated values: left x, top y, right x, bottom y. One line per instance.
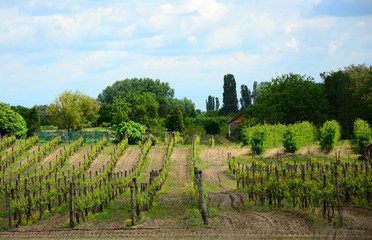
37, 131, 111, 143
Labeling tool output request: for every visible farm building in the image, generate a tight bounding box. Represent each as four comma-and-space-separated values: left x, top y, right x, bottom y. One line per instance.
228, 112, 245, 141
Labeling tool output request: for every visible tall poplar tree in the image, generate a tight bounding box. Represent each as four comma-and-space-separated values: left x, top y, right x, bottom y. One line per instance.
206, 95, 215, 112
221, 74, 238, 115
240, 84, 251, 109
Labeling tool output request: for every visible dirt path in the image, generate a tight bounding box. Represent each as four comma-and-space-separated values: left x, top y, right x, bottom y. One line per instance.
144, 147, 166, 181
40, 146, 64, 168
87, 145, 115, 173
167, 148, 191, 193
199, 147, 251, 165
68, 146, 91, 169
114, 147, 141, 173
4, 206, 371, 239
199, 147, 250, 191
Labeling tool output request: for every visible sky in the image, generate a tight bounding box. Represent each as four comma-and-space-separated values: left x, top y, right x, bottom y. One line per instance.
0, 0, 371, 111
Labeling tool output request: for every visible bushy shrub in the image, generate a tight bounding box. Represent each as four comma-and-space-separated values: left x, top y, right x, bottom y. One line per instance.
116, 121, 146, 144
283, 129, 299, 153
242, 123, 286, 148
353, 119, 371, 153
319, 120, 341, 153
288, 121, 318, 146
250, 128, 266, 155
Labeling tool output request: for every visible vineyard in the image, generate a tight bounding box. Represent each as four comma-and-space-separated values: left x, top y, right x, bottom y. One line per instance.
0, 134, 371, 239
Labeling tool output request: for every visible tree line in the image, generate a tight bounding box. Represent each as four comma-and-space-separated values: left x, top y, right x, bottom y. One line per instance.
0, 64, 371, 142
207, 64, 371, 140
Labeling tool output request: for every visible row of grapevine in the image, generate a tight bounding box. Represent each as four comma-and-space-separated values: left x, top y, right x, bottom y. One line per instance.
0, 136, 38, 170
5, 136, 61, 180
134, 137, 174, 220
0, 136, 103, 228
67, 136, 153, 227
228, 156, 371, 223
69, 137, 130, 224
0, 135, 16, 152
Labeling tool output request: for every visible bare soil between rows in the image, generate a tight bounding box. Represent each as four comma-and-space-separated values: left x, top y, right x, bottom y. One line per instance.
2, 204, 370, 239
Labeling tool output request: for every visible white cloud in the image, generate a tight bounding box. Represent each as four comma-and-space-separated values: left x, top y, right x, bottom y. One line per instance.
208, 24, 243, 49
329, 32, 350, 53
356, 21, 366, 26
188, 36, 197, 43
286, 37, 300, 51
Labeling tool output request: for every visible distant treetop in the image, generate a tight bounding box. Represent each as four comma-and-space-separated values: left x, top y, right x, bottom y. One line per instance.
97, 78, 175, 104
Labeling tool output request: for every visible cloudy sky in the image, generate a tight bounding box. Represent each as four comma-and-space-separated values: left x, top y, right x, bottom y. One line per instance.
0, 0, 371, 111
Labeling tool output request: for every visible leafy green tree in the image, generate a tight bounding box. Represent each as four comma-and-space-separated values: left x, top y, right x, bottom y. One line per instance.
203, 118, 221, 135
321, 64, 372, 138
111, 91, 159, 128
97, 78, 175, 104
240, 84, 251, 109
166, 97, 196, 118
345, 64, 372, 124
0, 104, 27, 138
96, 104, 113, 127
47, 90, 99, 131
166, 106, 185, 132
321, 70, 354, 138
35, 105, 53, 126
251, 81, 270, 104
11, 105, 31, 124
27, 106, 40, 136
220, 74, 238, 115
116, 121, 146, 144
251, 73, 329, 125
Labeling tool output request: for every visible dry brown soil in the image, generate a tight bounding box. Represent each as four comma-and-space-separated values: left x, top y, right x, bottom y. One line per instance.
144, 147, 166, 182
87, 145, 115, 173
40, 146, 65, 168
200, 147, 250, 191
114, 147, 141, 173
68, 146, 91, 169
168, 148, 191, 193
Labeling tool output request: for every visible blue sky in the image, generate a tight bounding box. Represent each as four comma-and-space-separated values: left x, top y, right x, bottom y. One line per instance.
0, 0, 371, 111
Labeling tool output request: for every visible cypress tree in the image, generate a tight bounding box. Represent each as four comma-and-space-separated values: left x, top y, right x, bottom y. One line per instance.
221, 74, 238, 115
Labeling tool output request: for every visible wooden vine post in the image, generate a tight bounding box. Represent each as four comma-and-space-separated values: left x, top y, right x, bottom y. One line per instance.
4, 184, 12, 231
334, 163, 343, 225
69, 182, 75, 228
194, 167, 208, 225
130, 186, 135, 226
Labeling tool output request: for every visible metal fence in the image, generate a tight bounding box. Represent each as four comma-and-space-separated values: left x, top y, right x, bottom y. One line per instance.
37, 131, 111, 143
